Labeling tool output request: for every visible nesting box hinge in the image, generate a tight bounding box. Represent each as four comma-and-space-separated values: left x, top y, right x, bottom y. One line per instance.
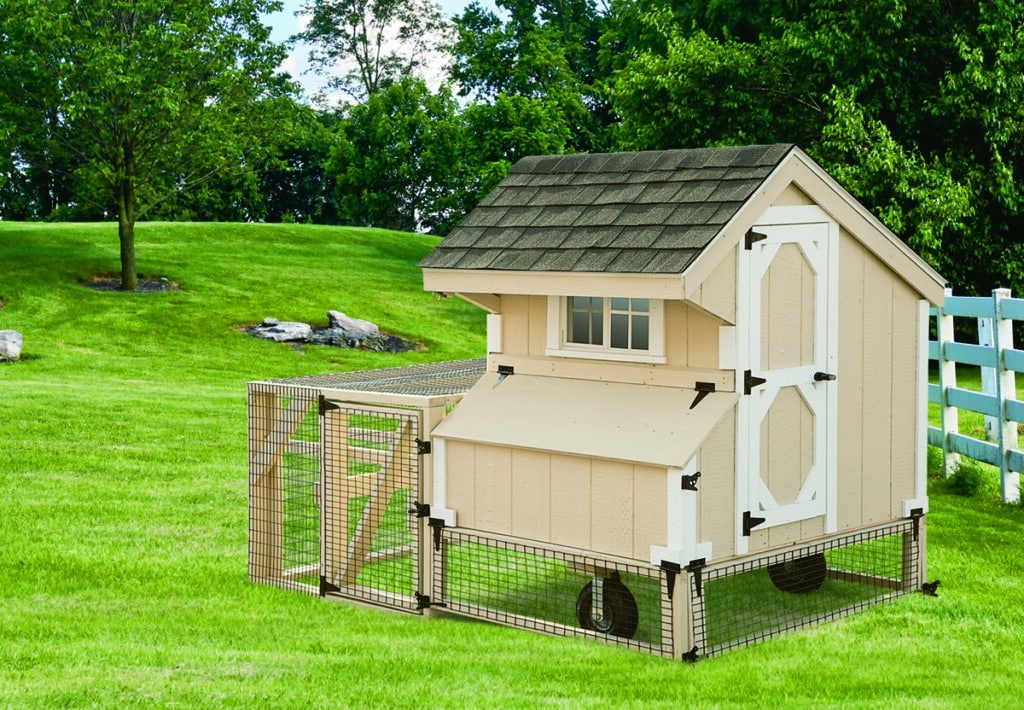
415, 438, 431, 455
494, 364, 514, 388
319, 576, 340, 597
744, 370, 767, 395
908, 507, 924, 541
689, 381, 716, 409
319, 396, 340, 416
742, 510, 766, 536
660, 560, 682, 600
428, 518, 446, 552
745, 229, 767, 250
685, 557, 706, 597
680, 471, 701, 492
682, 646, 700, 663
409, 500, 431, 518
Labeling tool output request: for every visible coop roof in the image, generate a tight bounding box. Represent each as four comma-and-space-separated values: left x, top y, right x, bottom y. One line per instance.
419, 144, 793, 275
421, 143, 946, 306
430, 371, 739, 468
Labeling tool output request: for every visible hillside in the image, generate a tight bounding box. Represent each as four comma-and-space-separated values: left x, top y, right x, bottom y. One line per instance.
1, 222, 1021, 707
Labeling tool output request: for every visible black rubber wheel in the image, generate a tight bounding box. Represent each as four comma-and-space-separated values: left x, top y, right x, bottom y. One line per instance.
575, 572, 639, 639
767, 552, 828, 593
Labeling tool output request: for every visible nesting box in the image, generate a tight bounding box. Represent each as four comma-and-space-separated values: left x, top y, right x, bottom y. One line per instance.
249, 144, 944, 659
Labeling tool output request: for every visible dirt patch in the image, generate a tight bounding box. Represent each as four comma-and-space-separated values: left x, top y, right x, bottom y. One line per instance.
0, 296, 5, 310
82, 276, 181, 292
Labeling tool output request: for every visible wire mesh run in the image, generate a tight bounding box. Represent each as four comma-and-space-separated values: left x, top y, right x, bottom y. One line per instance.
692, 520, 920, 657
435, 528, 674, 656
320, 403, 422, 611
248, 383, 322, 594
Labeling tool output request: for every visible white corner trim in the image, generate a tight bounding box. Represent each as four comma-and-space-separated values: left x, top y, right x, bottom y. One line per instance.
487, 314, 502, 354
903, 498, 929, 517
915, 299, 929, 503
718, 325, 736, 370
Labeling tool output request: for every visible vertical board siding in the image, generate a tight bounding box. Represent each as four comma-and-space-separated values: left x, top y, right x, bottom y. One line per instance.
502, 295, 531, 356
527, 295, 548, 357
549, 454, 593, 550
446, 440, 477, 530
837, 230, 866, 530
474, 444, 513, 533
861, 252, 895, 524
511, 449, 552, 542
697, 407, 737, 559
890, 281, 920, 513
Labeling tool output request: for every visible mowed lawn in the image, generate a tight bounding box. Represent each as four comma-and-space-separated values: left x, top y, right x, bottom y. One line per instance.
1, 222, 1022, 708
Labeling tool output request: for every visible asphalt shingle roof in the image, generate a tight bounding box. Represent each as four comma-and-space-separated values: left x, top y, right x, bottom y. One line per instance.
420, 144, 795, 274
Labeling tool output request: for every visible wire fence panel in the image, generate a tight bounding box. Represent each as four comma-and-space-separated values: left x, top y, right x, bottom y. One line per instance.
691, 520, 919, 657
320, 402, 422, 612
248, 383, 321, 595
434, 528, 675, 657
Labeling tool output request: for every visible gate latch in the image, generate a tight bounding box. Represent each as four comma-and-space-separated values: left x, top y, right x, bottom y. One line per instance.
409, 500, 431, 518
415, 438, 431, 455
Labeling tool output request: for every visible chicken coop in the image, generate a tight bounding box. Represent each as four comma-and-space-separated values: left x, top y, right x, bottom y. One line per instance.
250, 144, 944, 659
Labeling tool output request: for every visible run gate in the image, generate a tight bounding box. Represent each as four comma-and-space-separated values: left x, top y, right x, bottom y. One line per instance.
247, 360, 485, 610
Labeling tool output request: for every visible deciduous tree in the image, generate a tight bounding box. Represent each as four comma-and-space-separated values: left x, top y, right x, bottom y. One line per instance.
0, 0, 295, 290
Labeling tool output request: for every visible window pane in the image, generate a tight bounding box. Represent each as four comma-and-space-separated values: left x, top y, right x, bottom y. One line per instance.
570, 311, 590, 343
610, 297, 628, 311
591, 311, 603, 344
571, 296, 589, 309
631, 298, 649, 313
631, 314, 649, 350
610, 313, 628, 349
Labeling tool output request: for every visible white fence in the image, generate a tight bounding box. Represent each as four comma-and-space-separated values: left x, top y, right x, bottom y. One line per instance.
929, 288, 1022, 503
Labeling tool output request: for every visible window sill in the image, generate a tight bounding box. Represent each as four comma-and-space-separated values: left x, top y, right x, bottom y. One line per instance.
544, 347, 668, 365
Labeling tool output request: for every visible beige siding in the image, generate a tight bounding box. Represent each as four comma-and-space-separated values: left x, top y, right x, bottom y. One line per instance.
696, 407, 737, 559
835, 229, 921, 531
500, 295, 531, 356
772, 183, 815, 207
444, 443, 668, 561
527, 295, 548, 356
691, 246, 738, 323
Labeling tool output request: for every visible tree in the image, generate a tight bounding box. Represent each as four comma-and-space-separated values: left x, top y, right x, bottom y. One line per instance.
297, 0, 449, 102
327, 77, 474, 234
0, 0, 295, 290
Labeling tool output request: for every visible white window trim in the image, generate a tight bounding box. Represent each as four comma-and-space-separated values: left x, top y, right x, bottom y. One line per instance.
545, 296, 666, 364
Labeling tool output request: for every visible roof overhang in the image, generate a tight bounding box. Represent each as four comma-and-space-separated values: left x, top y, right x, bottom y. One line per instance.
422, 269, 687, 303
431, 372, 738, 469
680, 147, 947, 306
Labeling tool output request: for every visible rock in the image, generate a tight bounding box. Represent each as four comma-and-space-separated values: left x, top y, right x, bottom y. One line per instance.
0, 330, 22, 361
327, 310, 379, 338
261, 317, 280, 327
250, 321, 311, 342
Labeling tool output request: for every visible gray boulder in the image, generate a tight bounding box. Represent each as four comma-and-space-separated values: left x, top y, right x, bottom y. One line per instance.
0, 330, 22, 361
251, 320, 312, 342
327, 310, 379, 339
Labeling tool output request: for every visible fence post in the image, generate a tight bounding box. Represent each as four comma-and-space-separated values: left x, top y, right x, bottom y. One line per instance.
978, 307, 998, 442
992, 288, 1020, 503
938, 288, 960, 476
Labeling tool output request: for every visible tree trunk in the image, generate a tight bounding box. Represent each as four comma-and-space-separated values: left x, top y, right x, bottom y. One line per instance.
115, 159, 137, 291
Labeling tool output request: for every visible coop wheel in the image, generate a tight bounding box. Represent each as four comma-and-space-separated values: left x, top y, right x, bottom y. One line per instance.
575, 572, 639, 639
767, 552, 828, 593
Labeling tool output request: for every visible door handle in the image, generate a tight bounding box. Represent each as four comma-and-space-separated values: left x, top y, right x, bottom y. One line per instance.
814, 371, 837, 382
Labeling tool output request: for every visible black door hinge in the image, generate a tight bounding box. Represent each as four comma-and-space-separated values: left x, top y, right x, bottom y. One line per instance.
415, 592, 446, 610
428, 518, 445, 551
408, 501, 430, 518
319, 576, 340, 597
742, 510, 766, 536
415, 438, 431, 455
681, 471, 701, 491
744, 370, 767, 395
745, 229, 767, 250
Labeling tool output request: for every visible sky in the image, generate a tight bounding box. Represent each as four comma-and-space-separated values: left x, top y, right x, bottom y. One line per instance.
264, 0, 500, 101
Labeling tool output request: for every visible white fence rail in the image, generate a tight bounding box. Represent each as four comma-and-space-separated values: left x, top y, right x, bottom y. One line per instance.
929, 288, 1022, 503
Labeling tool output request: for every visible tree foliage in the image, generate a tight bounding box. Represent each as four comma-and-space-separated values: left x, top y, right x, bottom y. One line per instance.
297, 0, 449, 102
0, 0, 295, 289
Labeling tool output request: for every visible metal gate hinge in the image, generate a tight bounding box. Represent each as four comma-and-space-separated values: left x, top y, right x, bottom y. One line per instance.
681, 471, 701, 491
742, 510, 766, 536
409, 501, 430, 518
660, 560, 682, 600
686, 558, 706, 598
415, 592, 447, 610
428, 518, 445, 552
744, 370, 767, 395
415, 438, 431, 455
319, 395, 340, 416
319, 576, 340, 597
745, 229, 767, 250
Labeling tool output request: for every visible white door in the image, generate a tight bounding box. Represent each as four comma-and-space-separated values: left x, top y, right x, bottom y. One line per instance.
736, 206, 838, 553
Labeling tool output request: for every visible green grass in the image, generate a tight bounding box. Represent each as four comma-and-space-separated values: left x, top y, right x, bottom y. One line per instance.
2, 221, 1023, 708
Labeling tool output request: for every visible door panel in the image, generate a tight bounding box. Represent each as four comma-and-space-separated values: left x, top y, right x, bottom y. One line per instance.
738, 207, 838, 553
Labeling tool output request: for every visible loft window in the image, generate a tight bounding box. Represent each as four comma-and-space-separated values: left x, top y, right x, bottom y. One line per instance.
549, 296, 665, 363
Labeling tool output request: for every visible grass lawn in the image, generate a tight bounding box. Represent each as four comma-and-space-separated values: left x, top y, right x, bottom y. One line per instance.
2, 222, 1023, 708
